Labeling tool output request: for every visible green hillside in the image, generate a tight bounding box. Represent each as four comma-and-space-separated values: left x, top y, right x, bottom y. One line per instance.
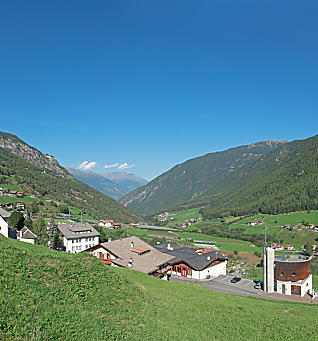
0, 133, 139, 222
1, 236, 318, 340
121, 140, 285, 215
199, 135, 318, 219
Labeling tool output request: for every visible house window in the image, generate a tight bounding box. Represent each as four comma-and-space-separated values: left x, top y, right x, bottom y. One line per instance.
72, 246, 75, 251
187, 269, 192, 276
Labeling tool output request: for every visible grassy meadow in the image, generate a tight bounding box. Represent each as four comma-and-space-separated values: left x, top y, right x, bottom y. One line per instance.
1, 235, 318, 340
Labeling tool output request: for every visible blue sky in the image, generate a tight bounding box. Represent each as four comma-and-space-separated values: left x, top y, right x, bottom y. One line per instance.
1, 0, 317, 180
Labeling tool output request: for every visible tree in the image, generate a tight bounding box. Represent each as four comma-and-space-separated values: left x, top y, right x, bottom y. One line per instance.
305, 243, 313, 256
32, 218, 48, 246
8, 211, 24, 230
59, 205, 70, 214
233, 250, 239, 256
24, 218, 33, 229
31, 202, 39, 214
52, 232, 63, 250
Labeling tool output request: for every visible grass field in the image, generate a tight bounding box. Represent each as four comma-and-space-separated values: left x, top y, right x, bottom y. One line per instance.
126, 228, 263, 254
163, 207, 202, 227
0, 184, 24, 191
0, 196, 37, 203
229, 211, 318, 231
228, 211, 318, 248
67, 206, 95, 220
1, 235, 318, 340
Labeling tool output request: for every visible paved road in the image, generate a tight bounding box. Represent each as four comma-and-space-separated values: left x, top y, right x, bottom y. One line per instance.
170, 275, 261, 297
169, 275, 318, 304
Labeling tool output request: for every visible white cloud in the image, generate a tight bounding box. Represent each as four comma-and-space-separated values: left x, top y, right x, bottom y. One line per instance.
104, 163, 119, 169
78, 161, 97, 170
118, 162, 135, 170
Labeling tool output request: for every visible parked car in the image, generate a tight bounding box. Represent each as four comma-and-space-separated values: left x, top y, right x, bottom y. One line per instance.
254, 281, 263, 289
230, 277, 241, 283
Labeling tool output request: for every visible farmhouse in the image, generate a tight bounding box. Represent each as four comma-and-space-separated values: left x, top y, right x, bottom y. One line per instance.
98, 220, 114, 228
17, 226, 37, 244
85, 236, 174, 277
154, 242, 227, 280
58, 222, 100, 253
0, 208, 10, 238
264, 247, 312, 297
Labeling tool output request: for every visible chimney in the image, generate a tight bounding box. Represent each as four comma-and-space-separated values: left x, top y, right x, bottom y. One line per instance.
128, 258, 133, 268
206, 256, 211, 261
167, 243, 173, 250
130, 241, 134, 248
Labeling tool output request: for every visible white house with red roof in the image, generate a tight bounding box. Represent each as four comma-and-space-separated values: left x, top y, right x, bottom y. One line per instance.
98, 220, 114, 228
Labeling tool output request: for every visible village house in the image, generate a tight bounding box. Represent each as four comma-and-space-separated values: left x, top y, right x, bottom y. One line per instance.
264, 247, 313, 297
58, 222, 100, 253
8, 190, 18, 197
98, 220, 114, 228
271, 244, 284, 251
17, 226, 37, 244
247, 222, 256, 227
153, 242, 228, 280
16, 203, 26, 210
85, 236, 174, 278
129, 222, 139, 227
0, 208, 11, 238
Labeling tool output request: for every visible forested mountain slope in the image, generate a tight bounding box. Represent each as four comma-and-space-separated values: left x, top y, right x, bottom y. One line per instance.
0, 133, 139, 222
199, 135, 318, 218
120, 141, 286, 215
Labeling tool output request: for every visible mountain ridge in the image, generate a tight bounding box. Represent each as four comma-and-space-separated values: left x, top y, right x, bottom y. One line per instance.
120, 140, 287, 215
0, 132, 139, 222
67, 168, 147, 200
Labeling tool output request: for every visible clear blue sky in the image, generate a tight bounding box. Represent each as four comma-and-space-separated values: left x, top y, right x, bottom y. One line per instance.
1, 0, 317, 180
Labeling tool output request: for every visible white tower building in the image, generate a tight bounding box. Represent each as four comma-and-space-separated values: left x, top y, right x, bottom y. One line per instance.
263, 246, 275, 293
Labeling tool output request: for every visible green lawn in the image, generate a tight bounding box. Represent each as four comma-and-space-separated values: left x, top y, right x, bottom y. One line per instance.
230, 211, 318, 230
67, 206, 95, 220
0, 196, 37, 203
0, 184, 24, 191
126, 228, 262, 254
1, 235, 318, 340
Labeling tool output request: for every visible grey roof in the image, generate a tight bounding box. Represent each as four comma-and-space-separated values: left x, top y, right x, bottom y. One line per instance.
0, 208, 11, 218
19, 226, 37, 239
153, 241, 181, 251
58, 222, 100, 239
153, 242, 227, 271
91, 236, 174, 274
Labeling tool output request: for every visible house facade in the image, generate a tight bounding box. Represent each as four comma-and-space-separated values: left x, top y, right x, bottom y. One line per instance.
86, 236, 174, 277
153, 242, 228, 280
58, 222, 100, 253
0, 208, 10, 238
17, 226, 37, 244
263, 247, 313, 297
98, 220, 114, 228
